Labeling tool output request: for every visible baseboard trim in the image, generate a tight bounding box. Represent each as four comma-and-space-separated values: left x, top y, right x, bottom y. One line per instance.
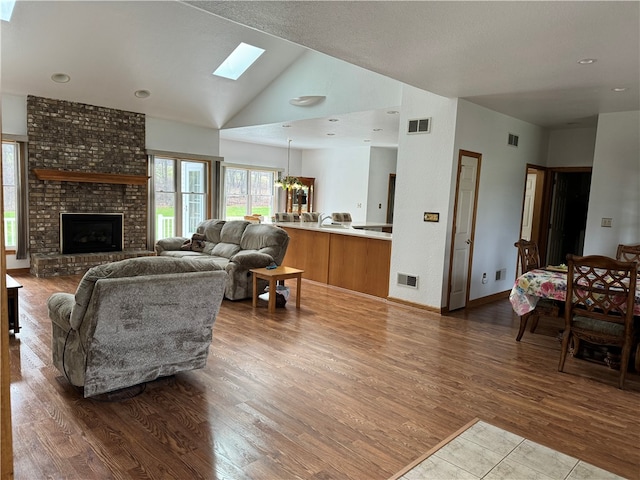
386, 296, 443, 314
466, 290, 510, 308
6, 268, 30, 275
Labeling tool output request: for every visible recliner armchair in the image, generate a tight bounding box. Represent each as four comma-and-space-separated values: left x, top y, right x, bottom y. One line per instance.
48, 256, 227, 397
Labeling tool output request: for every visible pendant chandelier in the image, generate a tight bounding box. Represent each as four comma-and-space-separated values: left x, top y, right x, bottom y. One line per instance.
275, 138, 302, 190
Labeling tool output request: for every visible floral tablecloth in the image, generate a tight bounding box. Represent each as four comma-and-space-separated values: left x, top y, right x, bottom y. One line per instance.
509, 268, 640, 316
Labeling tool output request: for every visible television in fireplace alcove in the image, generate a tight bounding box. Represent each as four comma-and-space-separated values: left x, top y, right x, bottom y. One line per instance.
60, 213, 124, 255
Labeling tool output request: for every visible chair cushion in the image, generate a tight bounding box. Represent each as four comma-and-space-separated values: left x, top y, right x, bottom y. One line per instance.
535, 298, 561, 314
220, 221, 249, 244
197, 219, 226, 243
573, 316, 625, 337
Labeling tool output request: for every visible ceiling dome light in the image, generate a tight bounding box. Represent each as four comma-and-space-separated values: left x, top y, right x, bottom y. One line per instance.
577, 58, 597, 65
134, 89, 151, 99
289, 96, 325, 107
51, 73, 70, 83
612, 87, 627, 92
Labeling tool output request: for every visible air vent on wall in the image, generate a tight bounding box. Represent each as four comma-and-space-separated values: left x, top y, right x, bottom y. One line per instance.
407, 118, 431, 134
397, 273, 418, 288
508, 133, 519, 147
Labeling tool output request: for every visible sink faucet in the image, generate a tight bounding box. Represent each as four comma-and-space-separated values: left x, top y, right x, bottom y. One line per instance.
318, 213, 332, 226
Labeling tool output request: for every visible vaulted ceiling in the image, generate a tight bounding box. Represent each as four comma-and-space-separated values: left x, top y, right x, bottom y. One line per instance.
2, 1, 638, 149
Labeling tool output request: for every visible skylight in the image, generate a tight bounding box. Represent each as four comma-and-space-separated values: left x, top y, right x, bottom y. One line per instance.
213, 42, 265, 80
1, 0, 16, 22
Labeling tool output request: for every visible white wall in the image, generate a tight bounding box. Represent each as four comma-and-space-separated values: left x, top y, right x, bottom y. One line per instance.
367, 147, 397, 223
146, 117, 220, 156
387, 85, 458, 308
546, 127, 596, 167
583, 111, 640, 256
1, 94, 27, 136
226, 50, 402, 129
452, 100, 549, 303
302, 147, 371, 222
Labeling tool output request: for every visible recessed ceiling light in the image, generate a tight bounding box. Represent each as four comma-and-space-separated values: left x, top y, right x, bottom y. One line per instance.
328, 118, 339, 122
577, 58, 597, 65
134, 89, 151, 99
326, 133, 335, 136
282, 124, 291, 128
51, 73, 70, 83
612, 87, 627, 92
373, 128, 383, 132
387, 110, 399, 115
289, 96, 326, 107
213, 42, 265, 80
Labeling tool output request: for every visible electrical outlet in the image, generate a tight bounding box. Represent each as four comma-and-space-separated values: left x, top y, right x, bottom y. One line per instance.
601, 217, 612, 228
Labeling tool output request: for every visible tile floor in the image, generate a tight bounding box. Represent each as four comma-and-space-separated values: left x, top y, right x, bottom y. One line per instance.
397, 420, 625, 480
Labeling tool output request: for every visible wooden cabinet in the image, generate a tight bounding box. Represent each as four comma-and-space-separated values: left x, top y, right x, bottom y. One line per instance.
281, 228, 330, 283
281, 226, 391, 298
286, 177, 314, 214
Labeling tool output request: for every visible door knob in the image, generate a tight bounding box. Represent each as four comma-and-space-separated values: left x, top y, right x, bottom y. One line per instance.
466, 239, 472, 245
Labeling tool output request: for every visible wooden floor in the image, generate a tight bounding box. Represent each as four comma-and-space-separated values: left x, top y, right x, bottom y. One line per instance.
7, 273, 640, 479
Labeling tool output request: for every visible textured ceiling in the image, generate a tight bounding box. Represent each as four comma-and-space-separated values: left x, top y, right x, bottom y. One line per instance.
3, 1, 639, 149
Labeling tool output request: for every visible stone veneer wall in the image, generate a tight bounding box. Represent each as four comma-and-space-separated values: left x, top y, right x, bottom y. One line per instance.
27, 95, 149, 276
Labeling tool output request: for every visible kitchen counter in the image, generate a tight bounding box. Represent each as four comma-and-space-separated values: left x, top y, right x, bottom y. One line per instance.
275, 222, 392, 240
277, 223, 392, 298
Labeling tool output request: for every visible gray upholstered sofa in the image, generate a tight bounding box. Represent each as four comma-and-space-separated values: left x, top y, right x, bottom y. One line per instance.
48, 256, 227, 397
155, 219, 290, 300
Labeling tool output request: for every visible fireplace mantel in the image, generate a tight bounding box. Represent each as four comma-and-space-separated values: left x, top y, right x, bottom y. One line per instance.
33, 169, 149, 185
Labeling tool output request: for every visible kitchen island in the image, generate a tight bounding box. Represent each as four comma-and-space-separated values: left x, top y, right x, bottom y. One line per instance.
277, 223, 392, 298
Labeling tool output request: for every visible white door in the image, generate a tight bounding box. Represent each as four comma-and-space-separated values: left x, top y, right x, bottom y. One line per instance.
448, 151, 480, 311
520, 173, 536, 241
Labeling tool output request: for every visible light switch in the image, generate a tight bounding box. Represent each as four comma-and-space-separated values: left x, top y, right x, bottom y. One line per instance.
601, 217, 613, 228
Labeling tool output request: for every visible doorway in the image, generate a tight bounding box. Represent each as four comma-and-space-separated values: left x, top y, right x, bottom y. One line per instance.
546, 171, 591, 265
386, 174, 396, 224
519, 166, 592, 268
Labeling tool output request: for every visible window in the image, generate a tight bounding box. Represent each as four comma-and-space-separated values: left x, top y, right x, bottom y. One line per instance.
2, 141, 18, 249
151, 155, 210, 241
223, 166, 276, 220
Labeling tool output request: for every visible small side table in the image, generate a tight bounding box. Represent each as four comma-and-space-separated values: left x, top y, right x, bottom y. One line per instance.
6, 274, 23, 335
251, 266, 304, 313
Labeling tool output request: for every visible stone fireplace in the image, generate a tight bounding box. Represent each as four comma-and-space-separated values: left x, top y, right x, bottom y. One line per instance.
27, 95, 153, 277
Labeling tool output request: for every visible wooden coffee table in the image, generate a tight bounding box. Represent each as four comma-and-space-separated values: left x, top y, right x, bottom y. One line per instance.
250, 266, 304, 313
6, 274, 23, 334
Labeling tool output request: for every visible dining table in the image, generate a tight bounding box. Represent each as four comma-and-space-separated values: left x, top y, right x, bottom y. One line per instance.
509, 267, 640, 317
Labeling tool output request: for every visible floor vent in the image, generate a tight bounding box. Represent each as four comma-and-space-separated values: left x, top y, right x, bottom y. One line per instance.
508, 133, 519, 147
407, 118, 431, 134
397, 273, 418, 288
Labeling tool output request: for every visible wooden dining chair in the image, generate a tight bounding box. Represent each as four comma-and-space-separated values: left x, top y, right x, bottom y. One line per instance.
559, 254, 637, 389
616, 243, 640, 264
514, 239, 561, 341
